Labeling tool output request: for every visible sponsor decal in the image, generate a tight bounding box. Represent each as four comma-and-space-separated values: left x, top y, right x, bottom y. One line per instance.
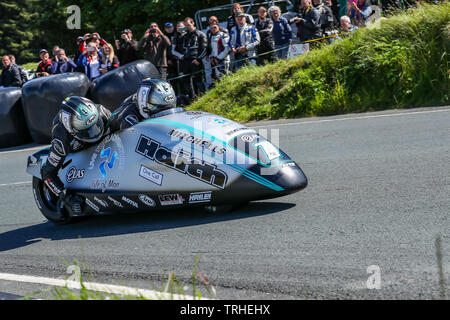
85, 198, 100, 212
138, 194, 156, 207
66, 166, 85, 183
281, 162, 296, 168
89, 134, 125, 171
86, 114, 96, 126
60, 111, 72, 132
122, 196, 139, 209
226, 127, 252, 136
139, 165, 163, 186
138, 86, 151, 111
91, 179, 120, 193
168, 129, 226, 155
99, 147, 118, 179
107, 196, 123, 208
159, 194, 184, 206
186, 111, 205, 120
136, 135, 228, 189
164, 94, 175, 103
188, 191, 212, 204
94, 196, 108, 208
48, 152, 61, 167
241, 134, 256, 143
125, 114, 139, 126
51, 138, 66, 156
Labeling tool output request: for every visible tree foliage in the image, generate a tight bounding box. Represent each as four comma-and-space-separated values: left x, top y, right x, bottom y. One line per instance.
1, 0, 226, 64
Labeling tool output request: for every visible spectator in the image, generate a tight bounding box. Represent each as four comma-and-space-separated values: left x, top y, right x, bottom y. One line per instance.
229, 11, 260, 70
8, 54, 28, 84
164, 22, 178, 84
255, 6, 276, 65
269, 5, 292, 59
350, 0, 369, 26
170, 21, 187, 95
227, 2, 254, 33
282, 7, 300, 42
204, 16, 229, 89
115, 29, 139, 66
339, 15, 358, 34
78, 33, 107, 58
36, 49, 53, 78
1, 55, 22, 87
180, 17, 207, 101
313, 0, 339, 41
293, 0, 322, 43
52, 45, 60, 61
138, 22, 171, 80
325, 0, 341, 31
207, 23, 231, 84
100, 43, 120, 75
76, 42, 103, 81
51, 48, 77, 74
74, 36, 85, 71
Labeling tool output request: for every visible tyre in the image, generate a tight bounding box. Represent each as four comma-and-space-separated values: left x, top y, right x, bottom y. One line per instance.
32, 176, 74, 225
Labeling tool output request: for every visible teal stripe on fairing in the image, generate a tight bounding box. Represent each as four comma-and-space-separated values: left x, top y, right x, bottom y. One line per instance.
142, 118, 285, 192
144, 118, 288, 168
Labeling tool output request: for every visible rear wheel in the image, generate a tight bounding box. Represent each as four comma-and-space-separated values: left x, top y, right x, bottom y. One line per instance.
32, 177, 74, 224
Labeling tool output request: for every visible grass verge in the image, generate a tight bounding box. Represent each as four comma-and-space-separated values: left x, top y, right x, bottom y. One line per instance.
189, 3, 449, 122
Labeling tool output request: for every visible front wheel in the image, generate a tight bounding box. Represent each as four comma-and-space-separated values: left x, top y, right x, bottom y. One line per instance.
32, 177, 74, 225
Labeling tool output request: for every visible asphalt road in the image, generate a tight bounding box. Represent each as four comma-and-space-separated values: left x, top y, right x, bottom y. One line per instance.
0, 106, 449, 300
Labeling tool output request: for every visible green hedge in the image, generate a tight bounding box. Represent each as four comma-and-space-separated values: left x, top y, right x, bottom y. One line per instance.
189, 3, 449, 122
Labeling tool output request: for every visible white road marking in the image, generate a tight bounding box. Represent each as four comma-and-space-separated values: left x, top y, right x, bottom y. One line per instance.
0, 181, 31, 188
0, 145, 49, 155
249, 108, 450, 129
0, 272, 205, 300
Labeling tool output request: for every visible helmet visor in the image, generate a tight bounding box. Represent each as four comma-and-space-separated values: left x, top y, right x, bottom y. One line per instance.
74, 118, 104, 143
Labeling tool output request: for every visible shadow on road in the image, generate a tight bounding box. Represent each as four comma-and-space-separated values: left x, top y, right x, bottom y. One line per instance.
0, 202, 295, 252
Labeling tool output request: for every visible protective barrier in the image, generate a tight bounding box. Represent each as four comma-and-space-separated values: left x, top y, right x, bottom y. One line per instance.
0, 87, 32, 148
21, 72, 90, 144
89, 60, 161, 111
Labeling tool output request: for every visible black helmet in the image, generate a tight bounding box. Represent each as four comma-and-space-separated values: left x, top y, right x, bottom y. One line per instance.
59, 96, 105, 143
136, 78, 177, 119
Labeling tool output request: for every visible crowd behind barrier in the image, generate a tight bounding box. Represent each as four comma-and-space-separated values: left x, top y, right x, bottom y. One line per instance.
0, 0, 431, 147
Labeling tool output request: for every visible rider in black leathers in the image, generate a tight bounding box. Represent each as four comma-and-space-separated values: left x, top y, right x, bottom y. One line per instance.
107, 78, 178, 132
41, 96, 111, 215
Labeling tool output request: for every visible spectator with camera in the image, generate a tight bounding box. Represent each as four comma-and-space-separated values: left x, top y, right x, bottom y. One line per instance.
115, 29, 139, 66
138, 22, 171, 80
76, 42, 103, 81
255, 6, 276, 65
1, 55, 22, 88
269, 5, 292, 59
51, 48, 77, 74
36, 49, 53, 78
229, 11, 260, 70
313, 0, 339, 42
293, 0, 322, 43
100, 43, 120, 75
